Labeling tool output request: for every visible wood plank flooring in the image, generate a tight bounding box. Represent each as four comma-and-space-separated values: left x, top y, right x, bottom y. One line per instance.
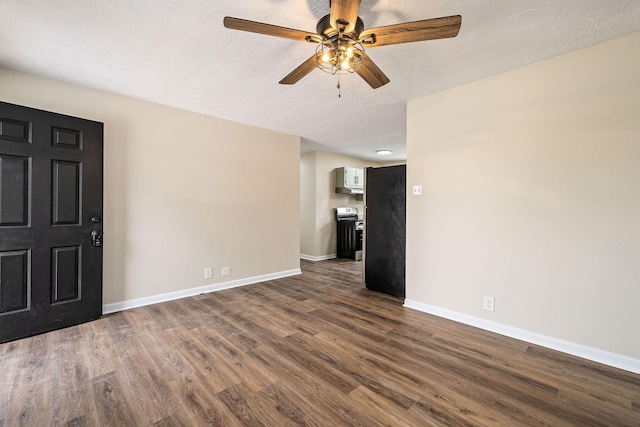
1, 259, 639, 426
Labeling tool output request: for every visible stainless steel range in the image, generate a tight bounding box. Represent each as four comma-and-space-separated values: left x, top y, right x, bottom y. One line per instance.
336, 207, 363, 261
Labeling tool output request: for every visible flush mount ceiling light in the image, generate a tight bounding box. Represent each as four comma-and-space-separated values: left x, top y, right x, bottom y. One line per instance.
224, 0, 461, 89
377, 149, 393, 155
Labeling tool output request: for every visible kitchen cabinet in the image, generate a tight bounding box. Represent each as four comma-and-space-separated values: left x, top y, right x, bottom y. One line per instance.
335, 167, 364, 194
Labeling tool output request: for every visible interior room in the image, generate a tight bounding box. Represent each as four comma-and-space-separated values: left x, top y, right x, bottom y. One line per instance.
1, 1, 639, 425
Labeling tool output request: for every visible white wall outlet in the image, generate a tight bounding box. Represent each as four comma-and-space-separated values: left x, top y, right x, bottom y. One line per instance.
483, 296, 495, 312
221, 266, 231, 277
204, 267, 212, 279
412, 185, 423, 196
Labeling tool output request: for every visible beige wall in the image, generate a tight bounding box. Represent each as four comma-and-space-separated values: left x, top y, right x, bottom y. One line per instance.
407, 32, 640, 360
299, 151, 317, 256
1, 67, 301, 305
300, 151, 380, 258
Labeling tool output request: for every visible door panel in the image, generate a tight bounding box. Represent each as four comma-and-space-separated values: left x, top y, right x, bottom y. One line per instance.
52, 160, 81, 225
364, 165, 406, 297
0, 101, 103, 343
0, 155, 30, 225
0, 117, 31, 143
0, 250, 30, 313
51, 246, 81, 304
52, 127, 82, 149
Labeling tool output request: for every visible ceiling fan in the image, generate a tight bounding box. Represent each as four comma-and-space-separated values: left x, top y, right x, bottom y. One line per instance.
223, 0, 461, 89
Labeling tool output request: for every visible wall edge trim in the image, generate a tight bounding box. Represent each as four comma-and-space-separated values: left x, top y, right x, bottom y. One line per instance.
103, 268, 302, 314
403, 299, 640, 375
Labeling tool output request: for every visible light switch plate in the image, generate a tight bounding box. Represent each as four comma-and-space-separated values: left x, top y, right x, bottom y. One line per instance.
412, 185, 423, 196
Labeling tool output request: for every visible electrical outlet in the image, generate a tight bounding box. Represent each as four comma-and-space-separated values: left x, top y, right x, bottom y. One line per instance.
204, 267, 212, 279
483, 296, 495, 312
221, 267, 231, 277
412, 185, 423, 196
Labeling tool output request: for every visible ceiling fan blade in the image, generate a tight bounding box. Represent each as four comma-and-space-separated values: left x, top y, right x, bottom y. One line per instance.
224, 17, 322, 43
356, 55, 390, 89
359, 15, 461, 47
330, 0, 361, 33
279, 55, 320, 85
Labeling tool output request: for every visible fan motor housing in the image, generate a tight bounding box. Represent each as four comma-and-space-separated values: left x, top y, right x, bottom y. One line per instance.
316, 14, 364, 38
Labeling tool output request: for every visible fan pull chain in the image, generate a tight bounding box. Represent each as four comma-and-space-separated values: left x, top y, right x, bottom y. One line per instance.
337, 76, 341, 98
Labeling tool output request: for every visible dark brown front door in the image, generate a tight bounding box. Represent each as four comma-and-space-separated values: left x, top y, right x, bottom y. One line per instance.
0, 101, 103, 343
364, 165, 406, 297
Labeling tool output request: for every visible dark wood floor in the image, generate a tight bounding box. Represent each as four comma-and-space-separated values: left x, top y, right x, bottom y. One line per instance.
1, 259, 639, 426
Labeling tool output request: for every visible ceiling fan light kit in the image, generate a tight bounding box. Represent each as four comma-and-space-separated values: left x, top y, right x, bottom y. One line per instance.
224, 0, 461, 89
315, 37, 365, 75
314, 15, 365, 75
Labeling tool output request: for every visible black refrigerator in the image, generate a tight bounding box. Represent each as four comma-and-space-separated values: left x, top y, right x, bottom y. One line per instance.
364, 165, 406, 298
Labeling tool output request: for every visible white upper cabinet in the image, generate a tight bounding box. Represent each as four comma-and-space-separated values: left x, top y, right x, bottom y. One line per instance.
335, 167, 364, 194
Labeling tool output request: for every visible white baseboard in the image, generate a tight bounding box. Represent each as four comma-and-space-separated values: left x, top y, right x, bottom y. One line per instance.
403, 299, 640, 375
300, 253, 337, 261
103, 268, 302, 315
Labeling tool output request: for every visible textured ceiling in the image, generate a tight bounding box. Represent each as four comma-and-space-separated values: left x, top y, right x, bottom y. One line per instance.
1, 1, 639, 161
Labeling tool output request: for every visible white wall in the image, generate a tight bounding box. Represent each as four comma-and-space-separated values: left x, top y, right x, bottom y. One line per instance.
1, 67, 301, 306
300, 151, 380, 259
407, 31, 640, 363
